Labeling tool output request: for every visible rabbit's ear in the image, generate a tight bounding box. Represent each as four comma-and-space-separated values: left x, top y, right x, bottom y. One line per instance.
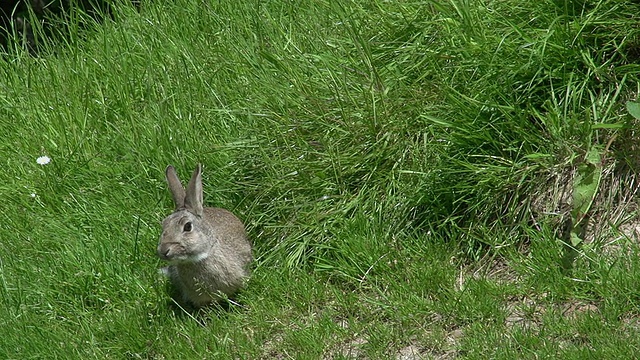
184, 164, 204, 217
166, 165, 186, 210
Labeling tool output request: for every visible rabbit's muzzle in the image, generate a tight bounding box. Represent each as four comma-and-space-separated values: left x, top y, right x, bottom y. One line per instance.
157, 242, 181, 261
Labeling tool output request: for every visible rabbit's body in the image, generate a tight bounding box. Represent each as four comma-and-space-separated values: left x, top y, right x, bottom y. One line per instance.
158, 165, 252, 308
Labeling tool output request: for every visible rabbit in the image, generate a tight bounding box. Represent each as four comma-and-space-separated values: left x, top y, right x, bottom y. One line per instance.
157, 164, 252, 308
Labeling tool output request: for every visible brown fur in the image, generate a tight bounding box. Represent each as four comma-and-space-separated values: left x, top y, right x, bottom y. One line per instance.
157, 165, 252, 308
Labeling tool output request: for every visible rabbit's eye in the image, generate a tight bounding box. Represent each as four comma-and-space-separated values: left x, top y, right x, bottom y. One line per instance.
183, 222, 193, 232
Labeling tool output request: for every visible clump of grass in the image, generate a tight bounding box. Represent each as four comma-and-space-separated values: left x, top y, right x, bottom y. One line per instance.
379, 0, 640, 254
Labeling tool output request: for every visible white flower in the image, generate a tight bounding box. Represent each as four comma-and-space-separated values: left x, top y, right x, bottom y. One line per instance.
30, 193, 36, 198
36, 156, 51, 165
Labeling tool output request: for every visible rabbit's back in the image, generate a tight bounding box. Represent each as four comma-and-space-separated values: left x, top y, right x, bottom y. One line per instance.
203, 207, 252, 269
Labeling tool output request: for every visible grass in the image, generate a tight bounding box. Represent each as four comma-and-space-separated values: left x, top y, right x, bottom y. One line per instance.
1, 0, 640, 358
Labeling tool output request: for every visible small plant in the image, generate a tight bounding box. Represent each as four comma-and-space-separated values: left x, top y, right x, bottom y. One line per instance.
627, 100, 640, 120
561, 146, 603, 272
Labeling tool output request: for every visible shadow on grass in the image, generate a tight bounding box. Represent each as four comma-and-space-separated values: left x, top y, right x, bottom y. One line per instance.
161, 281, 249, 325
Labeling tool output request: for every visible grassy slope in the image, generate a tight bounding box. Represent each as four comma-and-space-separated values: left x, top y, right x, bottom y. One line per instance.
1, 0, 640, 358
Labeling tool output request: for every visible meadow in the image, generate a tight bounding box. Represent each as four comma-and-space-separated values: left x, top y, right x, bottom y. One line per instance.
1, 0, 640, 358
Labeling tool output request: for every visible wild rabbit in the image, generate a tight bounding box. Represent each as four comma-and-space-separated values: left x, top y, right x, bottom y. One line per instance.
157, 164, 252, 308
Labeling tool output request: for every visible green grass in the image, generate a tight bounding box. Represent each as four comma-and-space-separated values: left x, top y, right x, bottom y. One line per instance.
1, 0, 640, 358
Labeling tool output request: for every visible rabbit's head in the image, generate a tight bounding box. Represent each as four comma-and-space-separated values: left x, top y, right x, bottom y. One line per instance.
157, 164, 213, 263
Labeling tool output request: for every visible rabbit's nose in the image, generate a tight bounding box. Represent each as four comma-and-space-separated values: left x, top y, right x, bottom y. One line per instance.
157, 244, 171, 260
